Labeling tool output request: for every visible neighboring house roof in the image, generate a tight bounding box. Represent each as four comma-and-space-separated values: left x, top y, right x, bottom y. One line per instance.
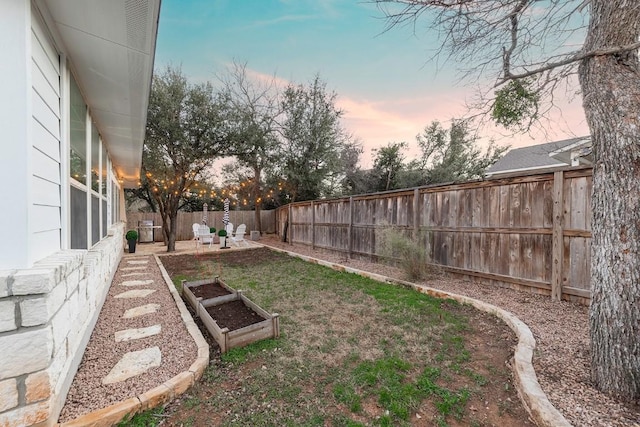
41, 0, 161, 187
486, 136, 592, 176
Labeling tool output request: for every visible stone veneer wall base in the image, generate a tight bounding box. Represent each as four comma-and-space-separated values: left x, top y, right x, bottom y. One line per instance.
0, 223, 125, 427
48, 242, 122, 425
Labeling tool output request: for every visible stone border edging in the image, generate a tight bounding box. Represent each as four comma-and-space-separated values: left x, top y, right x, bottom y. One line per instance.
261, 243, 572, 427
57, 255, 209, 427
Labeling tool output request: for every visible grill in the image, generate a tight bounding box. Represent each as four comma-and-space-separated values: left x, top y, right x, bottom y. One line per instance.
138, 220, 154, 243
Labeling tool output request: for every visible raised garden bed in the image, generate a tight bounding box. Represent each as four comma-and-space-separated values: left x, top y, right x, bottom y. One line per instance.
182, 278, 280, 353
181, 277, 234, 315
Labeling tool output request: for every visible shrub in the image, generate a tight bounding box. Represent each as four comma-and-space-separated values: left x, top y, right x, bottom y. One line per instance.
218, 229, 227, 237
378, 226, 439, 281
210, 227, 216, 234
125, 230, 138, 241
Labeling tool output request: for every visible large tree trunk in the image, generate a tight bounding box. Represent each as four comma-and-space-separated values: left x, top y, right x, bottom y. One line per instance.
579, 0, 640, 402
166, 197, 179, 252
253, 165, 262, 233
167, 213, 177, 252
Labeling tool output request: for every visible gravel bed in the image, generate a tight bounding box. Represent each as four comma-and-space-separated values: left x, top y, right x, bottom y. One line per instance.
260, 236, 640, 427
58, 255, 197, 423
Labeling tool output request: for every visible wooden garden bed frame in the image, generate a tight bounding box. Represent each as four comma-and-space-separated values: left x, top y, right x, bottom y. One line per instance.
182, 277, 280, 353
199, 292, 280, 353
181, 277, 235, 316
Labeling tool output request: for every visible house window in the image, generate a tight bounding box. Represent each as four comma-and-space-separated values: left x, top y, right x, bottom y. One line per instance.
69, 77, 86, 185
91, 123, 100, 192
101, 144, 107, 196
69, 74, 88, 249
70, 185, 88, 249
101, 145, 108, 237
91, 195, 100, 246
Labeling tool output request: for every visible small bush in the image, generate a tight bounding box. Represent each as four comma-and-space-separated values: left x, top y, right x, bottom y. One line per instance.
378, 226, 439, 281
209, 227, 216, 234
218, 229, 227, 237
125, 230, 138, 241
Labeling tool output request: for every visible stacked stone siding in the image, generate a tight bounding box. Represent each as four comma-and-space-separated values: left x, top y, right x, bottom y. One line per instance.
0, 223, 124, 427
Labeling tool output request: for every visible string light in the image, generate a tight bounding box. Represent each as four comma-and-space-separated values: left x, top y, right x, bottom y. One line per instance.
138, 170, 284, 209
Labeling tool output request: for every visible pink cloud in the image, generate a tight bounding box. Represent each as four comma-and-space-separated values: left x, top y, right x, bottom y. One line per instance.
337, 87, 589, 168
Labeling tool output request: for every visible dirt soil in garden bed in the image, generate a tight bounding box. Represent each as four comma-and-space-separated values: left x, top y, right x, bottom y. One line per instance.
189, 281, 232, 299
158, 248, 535, 426
204, 299, 266, 330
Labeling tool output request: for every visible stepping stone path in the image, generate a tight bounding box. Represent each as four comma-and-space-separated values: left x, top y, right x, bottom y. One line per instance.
101, 256, 165, 386
123, 303, 161, 319
115, 324, 161, 342
120, 279, 154, 287
114, 289, 156, 299
122, 272, 148, 277
102, 347, 161, 384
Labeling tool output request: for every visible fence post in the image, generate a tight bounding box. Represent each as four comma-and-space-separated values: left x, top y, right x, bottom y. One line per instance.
551, 171, 564, 301
311, 201, 315, 249
288, 204, 293, 245
348, 196, 353, 259
413, 188, 420, 239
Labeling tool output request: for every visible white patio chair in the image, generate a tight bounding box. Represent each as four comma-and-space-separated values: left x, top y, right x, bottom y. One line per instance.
196, 224, 214, 251
230, 224, 248, 246
192, 223, 200, 248
225, 222, 234, 236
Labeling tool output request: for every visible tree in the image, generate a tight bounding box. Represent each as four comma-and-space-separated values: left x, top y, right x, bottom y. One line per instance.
278, 75, 352, 201
375, 0, 640, 401
143, 65, 224, 251
124, 185, 157, 213
217, 61, 281, 233
415, 120, 508, 184
371, 142, 408, 191
340, 142, 368, 195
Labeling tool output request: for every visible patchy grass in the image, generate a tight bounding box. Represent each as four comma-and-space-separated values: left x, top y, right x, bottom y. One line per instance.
158, 249, 530, 427
117, 406, 165, 427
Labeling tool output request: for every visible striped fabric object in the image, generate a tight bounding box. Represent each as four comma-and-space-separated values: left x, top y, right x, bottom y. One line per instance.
223, 198, 230, 226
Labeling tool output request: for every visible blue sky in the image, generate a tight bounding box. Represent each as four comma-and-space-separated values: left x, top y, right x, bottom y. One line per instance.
155, 0, 589, 167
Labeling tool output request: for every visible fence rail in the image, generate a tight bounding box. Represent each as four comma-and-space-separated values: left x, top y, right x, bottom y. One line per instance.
276, 166, 592, 303
126, 210, 276, 242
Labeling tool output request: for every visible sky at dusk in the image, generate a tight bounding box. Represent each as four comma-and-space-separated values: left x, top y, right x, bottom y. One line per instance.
154, 0, 590, 167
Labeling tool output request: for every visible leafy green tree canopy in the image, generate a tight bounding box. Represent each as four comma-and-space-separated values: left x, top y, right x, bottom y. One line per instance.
142, 65, 225, 251
278, 75, 352, 201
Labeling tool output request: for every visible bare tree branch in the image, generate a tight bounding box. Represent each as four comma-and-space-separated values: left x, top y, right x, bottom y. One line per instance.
497, 40, 640, 86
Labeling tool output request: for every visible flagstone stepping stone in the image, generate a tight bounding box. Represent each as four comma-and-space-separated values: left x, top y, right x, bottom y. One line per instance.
120, 279, 154, 287
127, 260, 149, 265
121, 272, 147, 277
114, 289, 156, 299
102, 347, 161, 384
115, 324, 161, 342
123, 303, 161, 319
121, 266, 147, 271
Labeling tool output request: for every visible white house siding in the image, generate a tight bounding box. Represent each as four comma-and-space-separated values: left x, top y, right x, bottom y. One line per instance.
30, 11, 62, 265
0, 6, 124, 427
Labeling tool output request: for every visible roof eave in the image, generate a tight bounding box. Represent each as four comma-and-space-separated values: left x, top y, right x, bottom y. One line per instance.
39, 0, 161, 188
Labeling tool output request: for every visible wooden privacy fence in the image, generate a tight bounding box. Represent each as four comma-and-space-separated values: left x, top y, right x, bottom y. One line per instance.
275, 166, 592, 303
127, 210, 276, 242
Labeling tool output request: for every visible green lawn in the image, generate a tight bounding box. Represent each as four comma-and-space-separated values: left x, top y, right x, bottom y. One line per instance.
127, 249, 526, 427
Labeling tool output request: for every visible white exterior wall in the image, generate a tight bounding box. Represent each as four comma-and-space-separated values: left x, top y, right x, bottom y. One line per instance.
0, 2, 62, 271
0, 0, 31, 270
30, 8, 62, 265
0, 3, 128, 426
